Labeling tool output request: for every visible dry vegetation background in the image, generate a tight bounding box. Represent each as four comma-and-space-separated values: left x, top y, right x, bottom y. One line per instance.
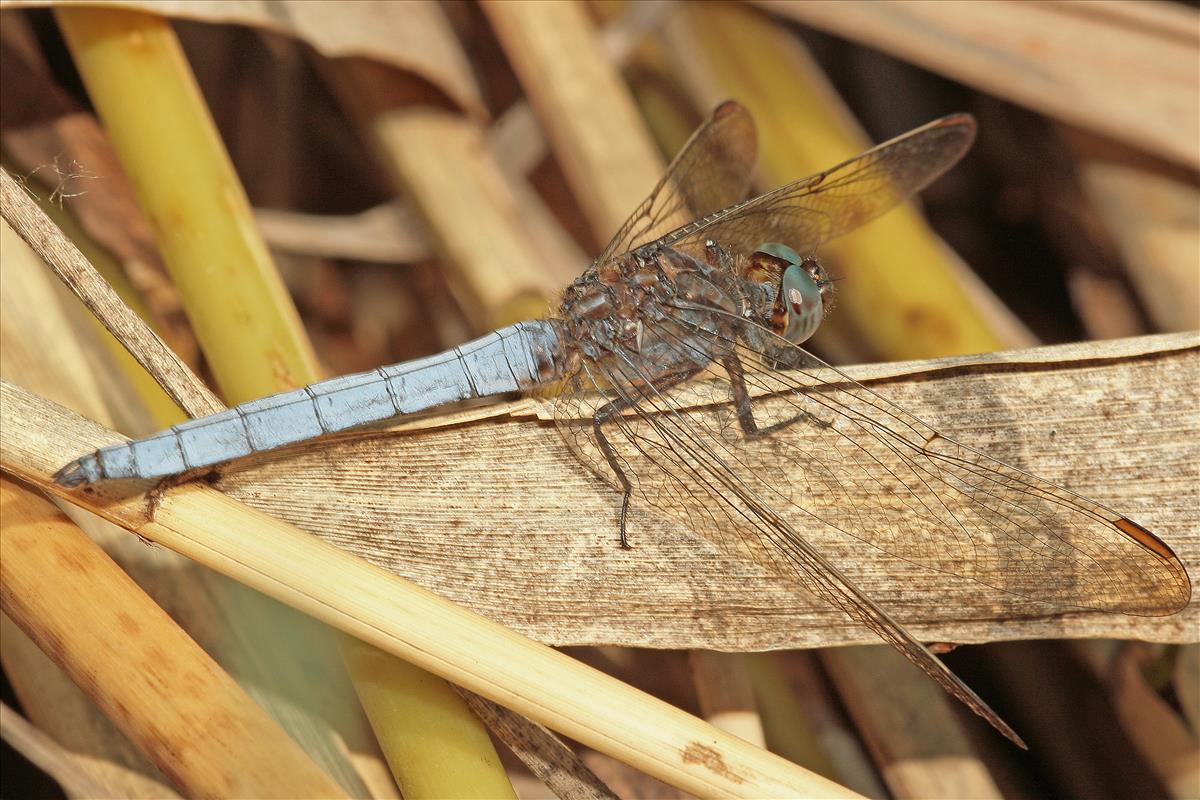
0, 1, 1198, 799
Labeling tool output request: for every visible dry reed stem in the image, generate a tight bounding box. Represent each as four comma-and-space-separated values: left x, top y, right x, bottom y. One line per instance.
1070, 642, 1200, 799
481, 2, 766, 756
0, 216, 125, 428
311, 12, 564, 788
8, 175, 186, 429
1067, 270, 1147, 341
974, 641, 1164, 796
1107, 650, 1200, 799
19, 0, 490, 119
253, 202, 431, 264
35, 11, 517, 789
455, 690, 619, 800
0, 476, 347, 799
325, 49, 570, 324
750, 653, 889, 799
821, 647, 1002, 800
487, 0, 675, 179
0, 9, 197, 372
688, 651, 767, 747
483, 0, 668, 245
489, 153, 591, 295
1, 220, 187, 798
579, 749, 692, 799
0, 381, 860, 800
324, 71, 556, 326
1074, 159, 1200, 333
364, 104, 562, 326
1178, 646, 1200, 740
0, 169, 220, 418
651, 3, 1045, 763
316, 0, 577, 324
51, 9, 404, 794
756, 0, 1200, 170
0, 613, 181, 798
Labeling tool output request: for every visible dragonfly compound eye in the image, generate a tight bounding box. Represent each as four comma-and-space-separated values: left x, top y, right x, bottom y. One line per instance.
754, 243, 826, 345
780, 261, 825, 344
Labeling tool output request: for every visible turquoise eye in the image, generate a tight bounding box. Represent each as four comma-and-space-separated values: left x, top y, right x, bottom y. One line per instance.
757, 242, 803, 265
755, 243, 825, 345
780, 262, 824, 344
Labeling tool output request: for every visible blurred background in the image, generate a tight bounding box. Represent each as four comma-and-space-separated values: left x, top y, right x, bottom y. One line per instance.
1, 1, 1197, 798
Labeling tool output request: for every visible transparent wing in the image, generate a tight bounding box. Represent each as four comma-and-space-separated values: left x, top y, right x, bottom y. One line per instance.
547, 307, 1189, 746
547, 317, 1024, 745
593, 100, 757, 267
721, 328, 1191, 617
658, 114, 976, 262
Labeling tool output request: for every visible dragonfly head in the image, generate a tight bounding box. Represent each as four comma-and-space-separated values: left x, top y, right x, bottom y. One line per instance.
753, 243, 833, 345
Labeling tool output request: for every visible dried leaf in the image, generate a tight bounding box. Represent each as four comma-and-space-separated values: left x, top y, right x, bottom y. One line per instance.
208, 334, 1198, 650
757, 0, 1200, 169
6, 0, 486, 118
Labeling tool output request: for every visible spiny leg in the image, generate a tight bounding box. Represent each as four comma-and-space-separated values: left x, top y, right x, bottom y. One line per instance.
146, 466, 223, 521
722, 351, 830, 438
592, 396, 637, 549
700, 240, 824, 439
591, 371, 698, 549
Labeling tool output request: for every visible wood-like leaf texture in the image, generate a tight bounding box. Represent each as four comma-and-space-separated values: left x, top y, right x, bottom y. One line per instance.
6, 335, 1195, 651
208, 333, 1198, 650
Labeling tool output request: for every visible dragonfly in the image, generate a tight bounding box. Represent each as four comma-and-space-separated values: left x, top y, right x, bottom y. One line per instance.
56, 100, 1191, 748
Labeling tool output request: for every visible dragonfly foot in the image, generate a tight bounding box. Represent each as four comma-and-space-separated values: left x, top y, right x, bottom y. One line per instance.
618, 493, 633, 549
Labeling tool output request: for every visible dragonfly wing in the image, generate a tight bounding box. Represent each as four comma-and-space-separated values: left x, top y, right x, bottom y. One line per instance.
766, 516, 1027, 748
554, 308, 1190, 623
659, 114, 976, 262
548, 319, 1027, 745
720, 322, 1191, 618
593, 100, 757, 267
546, 307, 1188, 743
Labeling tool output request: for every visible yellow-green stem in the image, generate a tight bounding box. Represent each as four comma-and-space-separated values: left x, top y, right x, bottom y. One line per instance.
345, 644, 518, 800
57, 8, 512, 796
671, 3, 1009, 360
56, 6, 318, 404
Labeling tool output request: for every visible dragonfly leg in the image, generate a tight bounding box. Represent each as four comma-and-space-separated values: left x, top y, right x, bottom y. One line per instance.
592, 398, 636, 549
590, 370, 700, 549
722, 352, 830, 438
146, 466, 222, 520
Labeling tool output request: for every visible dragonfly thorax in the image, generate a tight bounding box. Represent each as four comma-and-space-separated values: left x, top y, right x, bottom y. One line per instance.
558, 245, 750, 375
